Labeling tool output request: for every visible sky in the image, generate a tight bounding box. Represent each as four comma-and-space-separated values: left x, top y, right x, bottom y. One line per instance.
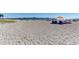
3, 13, 79, 19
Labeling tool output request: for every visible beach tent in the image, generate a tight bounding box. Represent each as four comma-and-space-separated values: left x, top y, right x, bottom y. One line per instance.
51, 16, 64, 24
51, 16, 71, 24
56, 16, 65, 24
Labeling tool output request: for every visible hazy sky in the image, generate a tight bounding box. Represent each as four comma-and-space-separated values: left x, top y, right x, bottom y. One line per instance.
3, 13, 79, 19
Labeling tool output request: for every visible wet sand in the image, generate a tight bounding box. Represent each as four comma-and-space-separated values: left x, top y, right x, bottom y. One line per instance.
0, 20, 79, 45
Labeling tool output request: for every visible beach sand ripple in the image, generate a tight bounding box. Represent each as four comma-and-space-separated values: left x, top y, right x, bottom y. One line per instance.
0, 20, 79, 45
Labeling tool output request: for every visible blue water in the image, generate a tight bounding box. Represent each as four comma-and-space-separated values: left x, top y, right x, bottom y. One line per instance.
2, 13, 79, 19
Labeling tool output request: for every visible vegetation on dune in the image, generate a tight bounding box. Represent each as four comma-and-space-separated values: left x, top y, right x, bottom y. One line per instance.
0, 14, 16, 23
0, 19, 16, 23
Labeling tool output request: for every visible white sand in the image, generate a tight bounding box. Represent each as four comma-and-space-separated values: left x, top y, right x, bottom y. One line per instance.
0, 20, 79, 45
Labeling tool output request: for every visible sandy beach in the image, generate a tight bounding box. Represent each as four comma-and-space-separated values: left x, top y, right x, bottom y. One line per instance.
0, 20, 79, 45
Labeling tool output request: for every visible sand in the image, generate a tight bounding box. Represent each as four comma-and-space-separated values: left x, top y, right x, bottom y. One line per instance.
0, 20, 79, 45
